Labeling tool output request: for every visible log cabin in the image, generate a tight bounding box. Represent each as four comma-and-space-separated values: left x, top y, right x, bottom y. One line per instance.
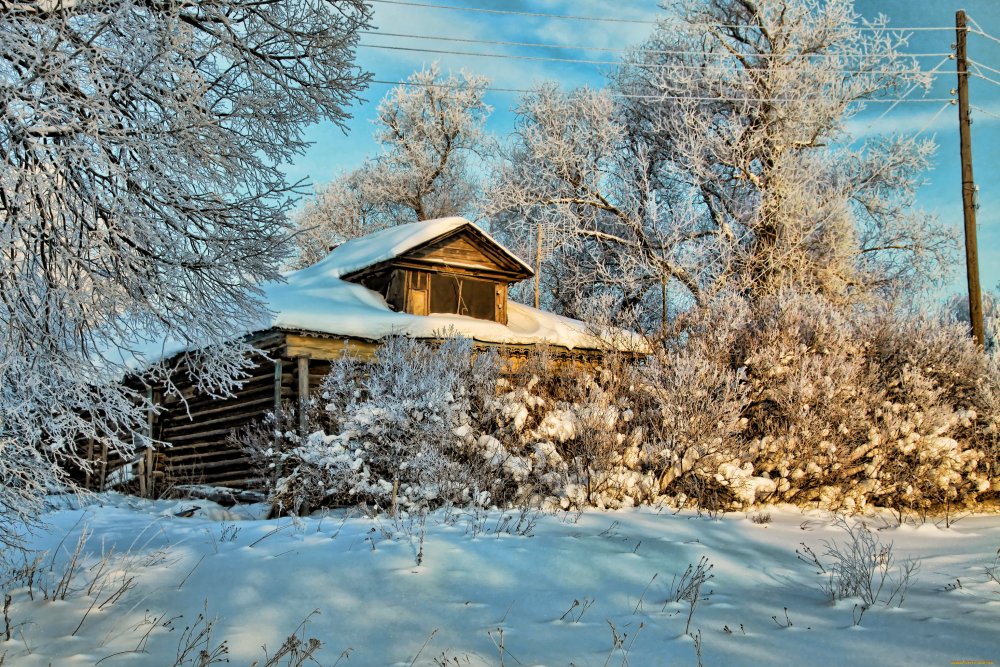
92, 217, 639, 495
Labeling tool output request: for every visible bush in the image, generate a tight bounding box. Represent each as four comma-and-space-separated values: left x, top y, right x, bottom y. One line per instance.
638, 347, 749, 509
242, 291, 1000, 516
488, 349, 654, 509
863, 309, 997, 513
244, 336, 512, 514
657, 290, 1000, 512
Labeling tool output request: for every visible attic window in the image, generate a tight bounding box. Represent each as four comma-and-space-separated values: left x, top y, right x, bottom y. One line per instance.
430, 274, 496, 321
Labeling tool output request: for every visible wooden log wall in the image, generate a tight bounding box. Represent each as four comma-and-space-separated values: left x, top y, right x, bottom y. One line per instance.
154, 361, 291, 490
87, 330, 617, 496
150, 335, 367, 492
143, 332, 290, 492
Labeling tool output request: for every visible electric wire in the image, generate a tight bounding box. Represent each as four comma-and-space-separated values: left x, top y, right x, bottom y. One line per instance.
971, 105, 1000, 122
970, 71, 1000, 88
969, 30, 1000, 47
368, 0, 956, 32
362, 42, 621, 66
368, 0, 658, 24
968, 59, 1000, 77
865, 56, 953, 131
359, 42, 946, 77
967, 16, 1000, 47
360, 30, 951, 60
368, 77, 954, 104
915, 102, 954, 137
369, 78, 529, 94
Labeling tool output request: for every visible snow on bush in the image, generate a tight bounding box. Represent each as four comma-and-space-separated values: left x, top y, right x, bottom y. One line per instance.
242, 293, 999, 516
487, 349, 653, 510
244, 335, 513, 514
637, 347, 750, 507
713, 292, 999, 512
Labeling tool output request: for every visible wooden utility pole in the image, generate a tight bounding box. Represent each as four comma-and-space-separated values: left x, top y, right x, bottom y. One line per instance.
956, 10, 985, 347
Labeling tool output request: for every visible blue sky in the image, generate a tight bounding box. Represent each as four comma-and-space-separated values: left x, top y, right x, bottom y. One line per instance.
284, 0, 1000, 300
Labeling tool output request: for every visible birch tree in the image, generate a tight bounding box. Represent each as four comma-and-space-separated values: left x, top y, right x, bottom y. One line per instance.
0, 0, 370, 546
294, 65, 491, 266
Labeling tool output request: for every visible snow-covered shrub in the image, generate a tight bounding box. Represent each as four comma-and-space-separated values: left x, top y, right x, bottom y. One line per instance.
730, 293, 881, 509
244, 336, 510, 514
862, 309, 999, 512
663, 291, 1000, 512
239, 292, 999, 516
637, 348, 749, 509
487, 348, 654, 509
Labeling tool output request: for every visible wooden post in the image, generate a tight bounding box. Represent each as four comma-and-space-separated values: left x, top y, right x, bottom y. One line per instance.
297, 355, 310, 436
273, 358, 284, 413
84, 439, 94, 491
956, 10, 985, 347
272, 357, 286, 486
145, 448, 155, 499
99, 442, 109, 492
534, 224, 543, 309
137, 455, 147, 498
145, 387, 157, 498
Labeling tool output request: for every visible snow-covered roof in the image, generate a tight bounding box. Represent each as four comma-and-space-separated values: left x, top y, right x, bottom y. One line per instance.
310, 216, 534, 279
136, 219, 640, 365
260, 217, 628, 350
264, 271, 611, 350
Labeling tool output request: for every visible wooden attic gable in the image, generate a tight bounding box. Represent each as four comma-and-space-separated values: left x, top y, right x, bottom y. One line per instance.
339, 220, 533, 325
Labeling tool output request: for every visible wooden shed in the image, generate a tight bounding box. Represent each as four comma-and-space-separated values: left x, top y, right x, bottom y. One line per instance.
93, 217, 629, 495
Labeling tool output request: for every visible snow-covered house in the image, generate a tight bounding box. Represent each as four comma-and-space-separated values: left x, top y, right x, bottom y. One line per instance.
123, 217, 632, 492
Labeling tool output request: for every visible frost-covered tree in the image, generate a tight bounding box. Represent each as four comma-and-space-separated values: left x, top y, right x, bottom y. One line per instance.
0, 0, 370, 545
294, 65, 491, 266
488, 85, 700, 322
491, 0, 954, 322
617, 0, 955, 301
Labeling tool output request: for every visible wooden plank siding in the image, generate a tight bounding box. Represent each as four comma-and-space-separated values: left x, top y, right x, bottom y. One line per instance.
89, 328, 611, 495
345, 228, 530, 327
408, 231, 525, 276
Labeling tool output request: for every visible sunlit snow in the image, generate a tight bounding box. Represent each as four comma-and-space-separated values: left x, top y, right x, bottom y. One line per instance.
4, 496, 999, 666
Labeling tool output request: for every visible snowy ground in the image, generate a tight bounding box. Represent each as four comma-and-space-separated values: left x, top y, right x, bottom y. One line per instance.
3, 495, 999, 666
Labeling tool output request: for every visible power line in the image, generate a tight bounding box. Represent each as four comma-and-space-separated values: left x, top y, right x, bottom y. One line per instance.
368, 0, 657, 24
966, 16, 1000, 47
865, 56, 953, 131
359, 42, 946, 77
360, 30, 951, 61
968, 58, 1000, 77
369, 77, 954, 104
971, 105, 1000, 122
368, 0, 956, 32
370, 78, 530, 94
970, 71, 1000, 88
915, 102, 953, 137
362, 42, 621, 66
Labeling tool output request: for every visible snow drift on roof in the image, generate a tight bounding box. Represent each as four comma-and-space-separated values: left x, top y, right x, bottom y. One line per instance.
133, 218, 642, 366
264, 217, 636, 350
307, 216, 533, 279
267, 265, 612, 350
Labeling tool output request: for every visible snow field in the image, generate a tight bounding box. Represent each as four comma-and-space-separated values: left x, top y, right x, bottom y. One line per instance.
2, 496, 999, 666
